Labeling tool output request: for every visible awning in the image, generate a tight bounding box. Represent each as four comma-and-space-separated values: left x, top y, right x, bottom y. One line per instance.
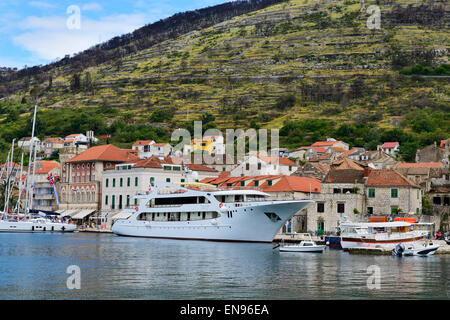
72, 210, 96, 220
55, 209, 66, 215
112, 211, 133, 220
63, 209, 80, 217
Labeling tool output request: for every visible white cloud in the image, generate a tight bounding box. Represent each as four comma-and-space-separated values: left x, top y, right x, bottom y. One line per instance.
13, 13, 148, 61
82, 2, 102, 11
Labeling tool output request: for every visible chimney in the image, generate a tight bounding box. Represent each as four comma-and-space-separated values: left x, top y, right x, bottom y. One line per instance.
364, 167, 371, 177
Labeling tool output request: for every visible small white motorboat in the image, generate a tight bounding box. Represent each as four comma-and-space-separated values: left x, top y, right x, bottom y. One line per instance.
393, 241, 440, 256
278, 234, 326, 253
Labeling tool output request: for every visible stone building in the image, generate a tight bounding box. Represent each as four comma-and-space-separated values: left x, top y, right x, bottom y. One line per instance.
415, 142, 448, 163
365, 169, 422, 215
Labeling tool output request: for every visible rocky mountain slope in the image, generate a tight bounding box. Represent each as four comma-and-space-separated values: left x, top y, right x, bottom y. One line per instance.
0, 0, 448, 158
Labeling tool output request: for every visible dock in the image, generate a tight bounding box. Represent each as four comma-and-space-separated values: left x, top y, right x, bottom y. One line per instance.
78, 227, 113, 233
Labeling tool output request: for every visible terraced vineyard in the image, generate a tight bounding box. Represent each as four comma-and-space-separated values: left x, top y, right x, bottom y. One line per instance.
0, 0, 449, 156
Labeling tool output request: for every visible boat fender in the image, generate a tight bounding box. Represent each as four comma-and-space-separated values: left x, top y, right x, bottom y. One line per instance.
211, 219, 218, 226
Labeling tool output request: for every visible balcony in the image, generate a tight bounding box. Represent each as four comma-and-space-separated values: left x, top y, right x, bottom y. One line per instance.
34, 193, 55, 200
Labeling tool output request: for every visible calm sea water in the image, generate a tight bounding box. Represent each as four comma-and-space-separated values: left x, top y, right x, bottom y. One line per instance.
0, 232, 448, 299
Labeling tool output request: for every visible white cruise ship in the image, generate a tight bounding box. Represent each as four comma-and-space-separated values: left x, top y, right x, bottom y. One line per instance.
112, 183, 313, 243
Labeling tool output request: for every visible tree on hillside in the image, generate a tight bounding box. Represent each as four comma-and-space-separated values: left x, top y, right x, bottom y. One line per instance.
274, 93, 296, 110
70, 73, 81, 92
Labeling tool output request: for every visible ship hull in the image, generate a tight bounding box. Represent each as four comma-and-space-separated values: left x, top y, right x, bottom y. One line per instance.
112, 200, 312, 243
0, 220, 77, 233
340, 235, 425, 250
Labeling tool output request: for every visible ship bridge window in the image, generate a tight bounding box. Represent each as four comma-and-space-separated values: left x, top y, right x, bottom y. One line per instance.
152, 196, 210, 207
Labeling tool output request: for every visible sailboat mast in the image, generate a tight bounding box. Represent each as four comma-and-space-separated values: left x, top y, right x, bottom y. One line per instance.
16, 153, 24, 215
5, 139, 15, 215
24, 104, 38, 217
2, 149, 11, 217
29, 145, 37, 213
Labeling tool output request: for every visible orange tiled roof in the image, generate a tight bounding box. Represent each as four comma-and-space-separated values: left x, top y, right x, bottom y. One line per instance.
397, 162, 443, 168
35, 161, 60, 174
132, 140, 154, 146
218, 171, 230, 178
1, 161, 20, 167
332, 158, 364, 170
312, 141, 342, 147
339, 149, 358, 159
44, 137, 63, 143
68, 144, 139, 163
382, 142, 399, 149
65, 133, 82, 138
186, 163, 218, 172
366, 169, 417, 187
262, 176, 321, 193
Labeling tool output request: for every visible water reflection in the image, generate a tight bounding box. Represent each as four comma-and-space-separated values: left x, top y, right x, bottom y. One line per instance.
0, 233, 448, 299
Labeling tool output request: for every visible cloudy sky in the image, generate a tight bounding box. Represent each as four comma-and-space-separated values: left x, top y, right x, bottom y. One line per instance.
0, 0, 228, 69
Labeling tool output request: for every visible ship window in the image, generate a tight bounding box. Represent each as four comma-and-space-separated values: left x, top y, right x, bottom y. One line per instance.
245, 195, 265, 202
154, 196, 209, 206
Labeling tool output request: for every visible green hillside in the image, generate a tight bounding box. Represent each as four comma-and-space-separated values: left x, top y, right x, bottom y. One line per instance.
0, 0, 449, 162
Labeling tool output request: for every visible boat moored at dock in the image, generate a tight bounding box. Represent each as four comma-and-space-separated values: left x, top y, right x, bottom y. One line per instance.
340, 221, 427, 250
278, 233, 326, 252
112, 182, 313, 243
